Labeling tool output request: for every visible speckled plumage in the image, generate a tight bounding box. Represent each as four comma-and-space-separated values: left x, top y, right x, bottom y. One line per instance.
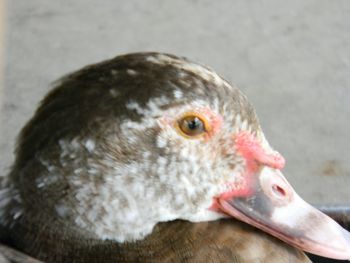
1, 52, 263, 241
0, 52, 332, 262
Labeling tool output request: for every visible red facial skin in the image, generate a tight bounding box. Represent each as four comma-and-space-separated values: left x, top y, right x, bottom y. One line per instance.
234, 131, 285, 170
210, 131, 286, 211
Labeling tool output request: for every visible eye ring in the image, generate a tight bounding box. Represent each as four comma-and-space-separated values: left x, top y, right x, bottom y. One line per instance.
176, 112, 211, 139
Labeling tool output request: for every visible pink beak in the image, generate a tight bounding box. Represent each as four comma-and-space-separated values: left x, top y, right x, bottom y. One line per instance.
216, 132, 350, 260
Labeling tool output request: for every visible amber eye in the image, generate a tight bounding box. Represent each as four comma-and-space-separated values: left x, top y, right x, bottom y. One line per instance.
177, 114, 208, 138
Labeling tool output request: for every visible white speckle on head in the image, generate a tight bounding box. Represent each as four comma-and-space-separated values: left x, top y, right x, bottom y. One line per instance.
109, 89, 119, 98
142, 151, 151, 159
59, 138, 81, 158
35, 174, 59, 189
145, 54, 230, 88
55, 203, 70, 218
125, 101, 145, 115
147, 95, 170, 112
110, 69, 118, 76
39, 158, 56, 173
126, 69, 138, 76
85, 139, 95, 153
37, 182, 45, 188
13, 210, 22, 220
122, 96, 174, 141
145, 55, 162, 64
0, 185, 23, 227
235, 114, 242, 128
220, 111, 255, 136
156, 136, 167, 149
74, 168, 83, 175
241, 119, 248, 131
173, 89, 183, 99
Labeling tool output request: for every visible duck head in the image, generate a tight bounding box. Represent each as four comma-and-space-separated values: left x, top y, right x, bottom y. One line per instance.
6, 53, 350, 260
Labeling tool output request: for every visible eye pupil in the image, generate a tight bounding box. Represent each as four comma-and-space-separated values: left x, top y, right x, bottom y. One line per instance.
178, 115, 207, 137
187, 117, 201, 130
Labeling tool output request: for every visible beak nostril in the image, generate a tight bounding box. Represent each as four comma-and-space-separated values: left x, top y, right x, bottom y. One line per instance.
272, 184, 286, 198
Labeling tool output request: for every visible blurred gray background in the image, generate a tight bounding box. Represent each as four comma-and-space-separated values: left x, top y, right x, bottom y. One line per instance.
1, 0, 349, 204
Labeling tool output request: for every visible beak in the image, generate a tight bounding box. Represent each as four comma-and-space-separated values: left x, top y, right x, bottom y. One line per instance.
217, 167, 350, 260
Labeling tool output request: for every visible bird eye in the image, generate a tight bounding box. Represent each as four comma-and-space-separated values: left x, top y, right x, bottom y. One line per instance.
176, 113, 209, 138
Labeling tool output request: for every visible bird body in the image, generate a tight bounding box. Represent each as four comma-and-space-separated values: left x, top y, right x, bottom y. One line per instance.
0, 53, 349, 262
4, 218, 310, 262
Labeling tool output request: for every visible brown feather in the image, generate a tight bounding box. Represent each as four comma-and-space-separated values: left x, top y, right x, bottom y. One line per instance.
2, 219, 310, 263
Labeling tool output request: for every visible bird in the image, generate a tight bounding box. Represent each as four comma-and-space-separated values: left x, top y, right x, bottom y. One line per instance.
0, 52, 350, 263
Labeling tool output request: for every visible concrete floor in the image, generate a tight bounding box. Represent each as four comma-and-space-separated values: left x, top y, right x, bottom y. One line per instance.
1, 0, 349, 204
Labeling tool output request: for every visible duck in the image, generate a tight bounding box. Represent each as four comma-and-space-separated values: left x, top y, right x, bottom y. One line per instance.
1, 52, 350, 263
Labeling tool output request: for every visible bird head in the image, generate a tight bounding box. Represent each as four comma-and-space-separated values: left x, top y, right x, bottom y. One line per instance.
7, 52, 350, 260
